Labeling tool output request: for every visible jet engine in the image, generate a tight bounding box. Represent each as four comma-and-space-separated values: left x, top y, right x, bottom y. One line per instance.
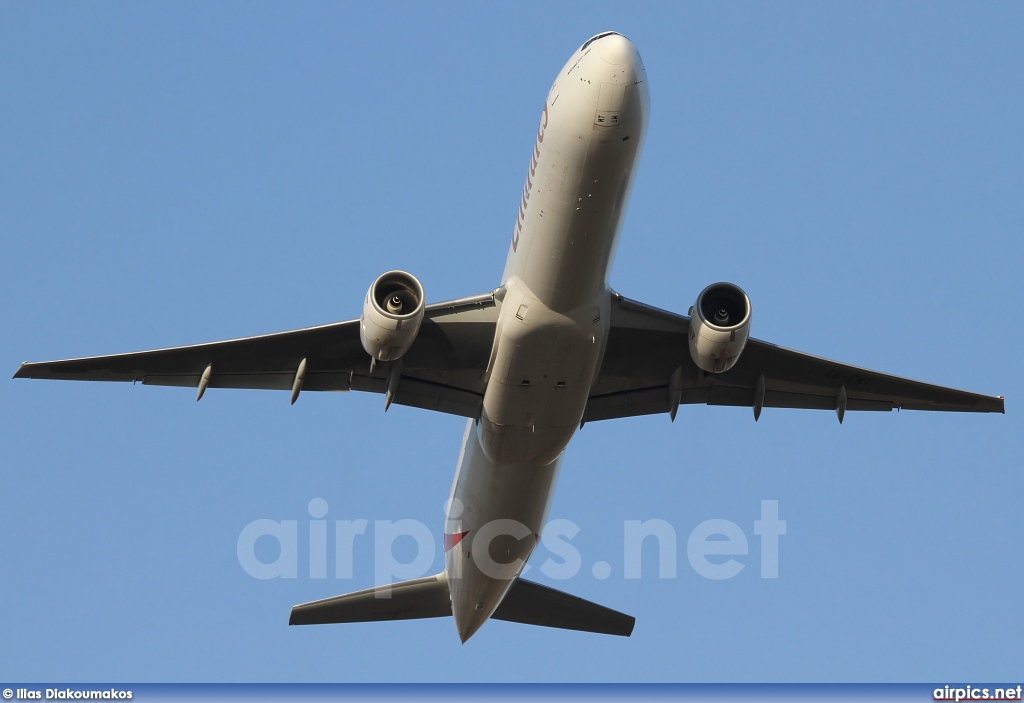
688, 282, 751, 373
359, 270, 425, 362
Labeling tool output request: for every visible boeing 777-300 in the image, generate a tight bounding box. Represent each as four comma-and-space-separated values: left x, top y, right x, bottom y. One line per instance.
14, 32, 1004, 642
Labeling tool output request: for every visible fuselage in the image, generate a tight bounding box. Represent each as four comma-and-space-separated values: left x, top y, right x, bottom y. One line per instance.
444, 32, 649, 642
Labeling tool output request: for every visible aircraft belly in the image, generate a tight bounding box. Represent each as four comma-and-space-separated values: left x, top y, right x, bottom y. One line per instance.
477, 278, 608, 465
442, 33, 650, 642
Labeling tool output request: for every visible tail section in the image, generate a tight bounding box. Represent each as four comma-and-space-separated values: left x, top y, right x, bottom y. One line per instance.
288, 572, 634, 638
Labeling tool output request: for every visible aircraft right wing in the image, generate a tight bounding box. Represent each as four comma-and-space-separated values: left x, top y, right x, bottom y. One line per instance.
13, 292, 502, 418
584, 293, 1005, 423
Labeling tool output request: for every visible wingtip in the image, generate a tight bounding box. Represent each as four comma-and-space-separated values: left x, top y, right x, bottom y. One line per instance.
12, 362, 28, 380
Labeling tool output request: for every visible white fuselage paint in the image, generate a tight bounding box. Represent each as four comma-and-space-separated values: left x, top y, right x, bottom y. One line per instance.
444, 33, 649, 642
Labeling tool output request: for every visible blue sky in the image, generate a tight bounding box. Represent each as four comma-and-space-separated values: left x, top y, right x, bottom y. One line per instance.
2, 2, 1021, 683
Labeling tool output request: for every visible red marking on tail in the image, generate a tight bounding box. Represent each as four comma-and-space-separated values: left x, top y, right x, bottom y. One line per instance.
444, 531, 469, 552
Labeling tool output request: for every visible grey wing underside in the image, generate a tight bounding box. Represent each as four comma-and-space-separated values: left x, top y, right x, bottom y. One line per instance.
583, 293, 1004, 423
13, 292, 501, 419
14, 289, 1004, 421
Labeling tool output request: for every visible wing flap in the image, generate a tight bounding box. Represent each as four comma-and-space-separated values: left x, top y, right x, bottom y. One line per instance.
583, 386, 669, 422
707, 385, 893, 412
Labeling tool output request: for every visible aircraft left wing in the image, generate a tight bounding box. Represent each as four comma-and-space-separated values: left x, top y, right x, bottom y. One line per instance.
13, 292, 501, 418
584, 293, 1004, 423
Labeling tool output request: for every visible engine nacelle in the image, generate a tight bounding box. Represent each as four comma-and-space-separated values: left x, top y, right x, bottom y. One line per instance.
688, 282, 751, 373
359, 270, 425, 362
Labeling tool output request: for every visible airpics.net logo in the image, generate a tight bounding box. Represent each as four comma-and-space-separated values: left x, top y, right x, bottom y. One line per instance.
236, 499, 786, 583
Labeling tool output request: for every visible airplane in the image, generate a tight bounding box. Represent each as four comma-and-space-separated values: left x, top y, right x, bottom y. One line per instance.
13, 32, 1004, 643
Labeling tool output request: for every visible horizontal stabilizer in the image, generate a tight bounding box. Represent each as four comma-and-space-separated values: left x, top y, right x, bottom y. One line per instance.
289, 573, 450, 625
289, 572, 634, 636
494, 578, 635, 636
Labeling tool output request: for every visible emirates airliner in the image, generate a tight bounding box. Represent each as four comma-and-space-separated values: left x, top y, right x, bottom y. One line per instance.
14, 32, 1004, 642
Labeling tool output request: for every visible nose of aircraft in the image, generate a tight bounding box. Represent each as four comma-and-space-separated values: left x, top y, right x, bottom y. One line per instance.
596, 32, 635, 65
585, 32, 648, 127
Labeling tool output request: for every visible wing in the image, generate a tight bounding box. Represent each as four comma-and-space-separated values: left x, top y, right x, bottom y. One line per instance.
583, 293, 1004, 423
13, 291, 501, 418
